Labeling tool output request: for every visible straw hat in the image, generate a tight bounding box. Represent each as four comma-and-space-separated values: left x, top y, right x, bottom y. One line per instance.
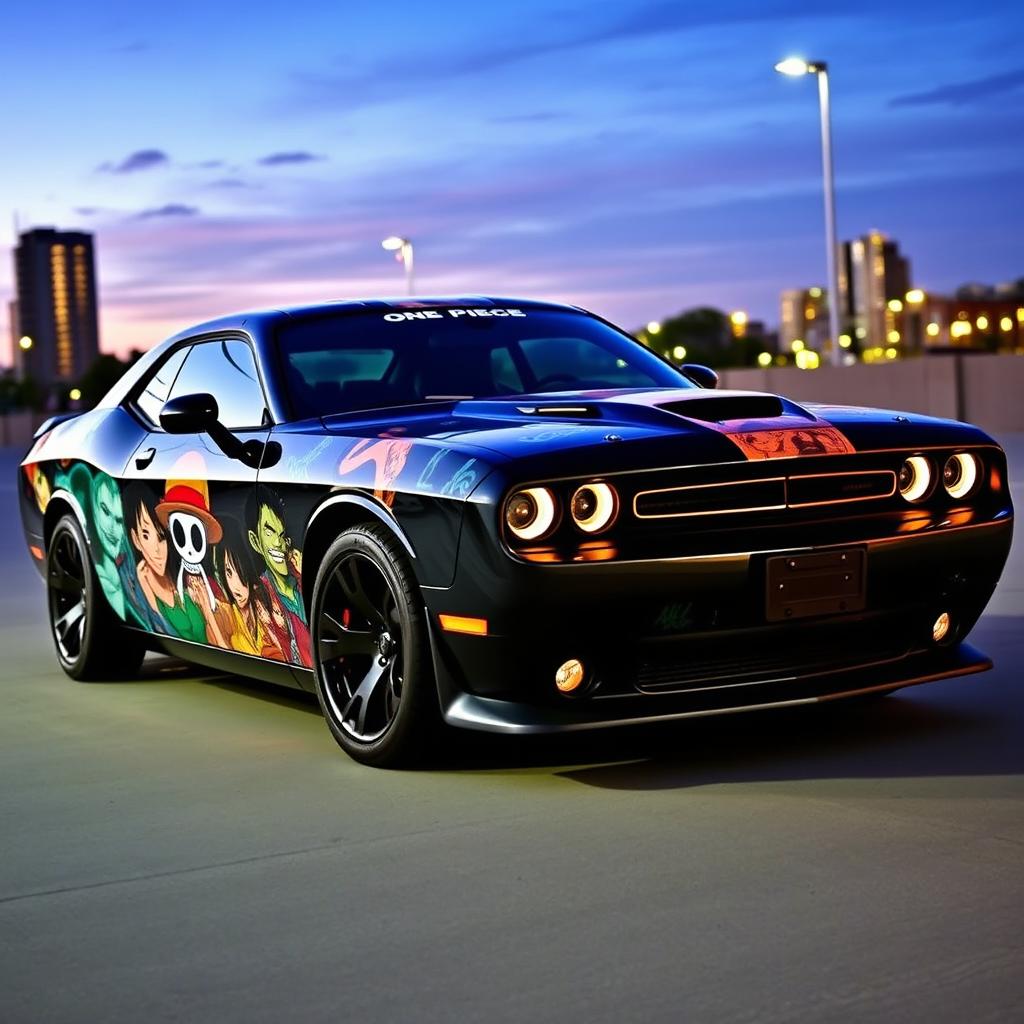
155, 478, 223, 543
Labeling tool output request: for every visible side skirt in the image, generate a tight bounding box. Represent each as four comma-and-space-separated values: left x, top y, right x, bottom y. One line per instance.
154, 635, 308, 691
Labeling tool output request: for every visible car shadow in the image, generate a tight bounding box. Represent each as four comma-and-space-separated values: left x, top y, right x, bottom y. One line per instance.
99, 618, 1024, 790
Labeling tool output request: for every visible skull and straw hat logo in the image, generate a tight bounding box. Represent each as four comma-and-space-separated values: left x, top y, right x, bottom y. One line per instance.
155, 476, 223, 606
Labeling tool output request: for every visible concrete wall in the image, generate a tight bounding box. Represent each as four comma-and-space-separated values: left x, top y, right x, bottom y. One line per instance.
1, 354, 1022, 444
720, 353, 1024, 436
0, 412, 46, 450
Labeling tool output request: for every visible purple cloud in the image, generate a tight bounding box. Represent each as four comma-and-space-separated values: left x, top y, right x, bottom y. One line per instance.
257, 151, 325, 166
100, 149, 170, 174
135, 203, 199, 219
891, 68, 1024, 108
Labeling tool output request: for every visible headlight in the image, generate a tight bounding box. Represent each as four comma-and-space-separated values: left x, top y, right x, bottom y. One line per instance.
570, 482, 618, 533
898, 456, 933, 502
505, 487, 557, 541
943, 453, 981, 499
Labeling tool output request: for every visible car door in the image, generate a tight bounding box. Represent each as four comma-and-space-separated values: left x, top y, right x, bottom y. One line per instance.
120, 335, 272, 657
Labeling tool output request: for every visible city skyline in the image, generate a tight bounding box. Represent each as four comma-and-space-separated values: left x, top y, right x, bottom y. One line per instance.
2, 0, 1022, 363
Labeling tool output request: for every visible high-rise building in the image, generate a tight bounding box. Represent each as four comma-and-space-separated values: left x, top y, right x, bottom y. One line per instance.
840, 231, 911, 353
780, 286, 829, 353
13, 227, 100, 385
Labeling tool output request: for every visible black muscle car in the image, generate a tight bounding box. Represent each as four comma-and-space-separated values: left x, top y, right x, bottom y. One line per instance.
18, 297, 1013, 765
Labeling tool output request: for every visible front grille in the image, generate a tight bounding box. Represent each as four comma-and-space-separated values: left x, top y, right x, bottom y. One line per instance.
634, 619, 913, 694
634, 478, 786, 518
633, 467, 897, 519
787, 470, 896, 507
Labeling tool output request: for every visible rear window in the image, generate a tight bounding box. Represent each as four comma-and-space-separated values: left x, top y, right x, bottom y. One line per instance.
278, 307, 693, 417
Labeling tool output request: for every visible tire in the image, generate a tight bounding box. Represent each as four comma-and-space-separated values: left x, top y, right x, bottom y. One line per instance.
311, 523, 438, 767
47, 514, 148, 681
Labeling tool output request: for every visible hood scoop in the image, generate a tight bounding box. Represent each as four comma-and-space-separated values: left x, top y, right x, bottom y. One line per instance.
658, 393, 811, 424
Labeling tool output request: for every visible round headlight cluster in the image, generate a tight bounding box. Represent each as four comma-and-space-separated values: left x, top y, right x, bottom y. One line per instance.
505, 481, 620, 542
898, 452, 983, 503
505, 487, 557, 541
570, 482, 618, 534
898, 456, 933, 502
943, 453, 980, 499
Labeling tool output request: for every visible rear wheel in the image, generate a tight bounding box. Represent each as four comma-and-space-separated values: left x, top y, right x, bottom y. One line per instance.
47, 514, 147, 680
311, 524, 438, 767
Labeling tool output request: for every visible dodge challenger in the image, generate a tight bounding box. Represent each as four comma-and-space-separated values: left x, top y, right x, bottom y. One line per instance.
18, 297, 1013, 765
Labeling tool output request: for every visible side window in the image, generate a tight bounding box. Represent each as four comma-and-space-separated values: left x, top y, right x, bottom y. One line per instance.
166, 339, 267, 430
135, 347, 188, 424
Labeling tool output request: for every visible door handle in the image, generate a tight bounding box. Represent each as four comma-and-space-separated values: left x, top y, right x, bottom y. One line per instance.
135, 447, 157, 470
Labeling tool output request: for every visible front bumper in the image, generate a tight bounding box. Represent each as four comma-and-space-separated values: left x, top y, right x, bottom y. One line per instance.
439, 641, 991, 734
423, 512, 1012, 734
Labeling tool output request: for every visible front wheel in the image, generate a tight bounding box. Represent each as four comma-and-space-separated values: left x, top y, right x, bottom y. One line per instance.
311, 523, 439, 767
47, 514, 147, 680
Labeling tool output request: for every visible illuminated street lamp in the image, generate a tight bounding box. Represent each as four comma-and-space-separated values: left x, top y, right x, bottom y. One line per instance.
775, 56, 843, 367
18, 335, 33, 350
381, 236, 415, 295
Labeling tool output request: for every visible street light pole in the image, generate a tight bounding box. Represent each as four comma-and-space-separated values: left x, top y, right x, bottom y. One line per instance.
775, 58, 844, 367
381, 236, 415, 295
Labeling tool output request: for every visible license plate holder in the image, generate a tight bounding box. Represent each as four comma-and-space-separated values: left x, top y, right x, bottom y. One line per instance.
765, 548, 866, 622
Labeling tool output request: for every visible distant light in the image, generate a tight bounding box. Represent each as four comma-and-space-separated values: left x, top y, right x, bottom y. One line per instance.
842, 353, 857, 366
646, 321, 662, 335
926, 322, 940, 337
808, 286, 822, 298
888, 299, 903, 313
885, 347, 898, 360
855, 327, 867, 339
838, 334, 852, 348
1000, 316, 1013, 332
951, 321, 972, 338
905, 289, 925, 304
671, 345, 687, 361
729, 310, 748, 326
68, 388, 82, 401
795, 349, 819, 369
18, 335, 33, 350
791, 338, 805, 352
381, 236, 406, 251
757, 351, 773, 367
888, 330, 901, 343
775, 57, 811, 77
976, 315, 989, 331
1017, 307, 1024, 324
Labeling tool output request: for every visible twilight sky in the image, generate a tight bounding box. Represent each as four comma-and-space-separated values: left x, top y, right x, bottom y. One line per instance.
3, 0, 1022, 361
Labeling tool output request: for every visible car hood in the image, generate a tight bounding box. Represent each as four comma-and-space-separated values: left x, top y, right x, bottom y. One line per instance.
320, 387, 994, 474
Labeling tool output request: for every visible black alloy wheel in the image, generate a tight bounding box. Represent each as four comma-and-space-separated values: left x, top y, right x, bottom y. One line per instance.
48, 521, 88, 666
46, 514, 147, 681
312, 523, 437, 766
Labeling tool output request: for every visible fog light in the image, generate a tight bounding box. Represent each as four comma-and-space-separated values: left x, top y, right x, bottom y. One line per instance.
555, 658, 586, 694
932, 612, 951, 643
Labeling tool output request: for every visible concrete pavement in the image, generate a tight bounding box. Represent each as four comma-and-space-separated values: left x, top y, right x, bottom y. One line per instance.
1, 442, 1022, 1023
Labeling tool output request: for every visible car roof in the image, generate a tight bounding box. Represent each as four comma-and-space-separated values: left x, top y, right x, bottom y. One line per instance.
165, 295, 585, 340
98, 296, 594, 420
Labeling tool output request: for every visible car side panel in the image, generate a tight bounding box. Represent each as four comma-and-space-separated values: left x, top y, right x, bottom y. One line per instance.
260, 427, 492, 592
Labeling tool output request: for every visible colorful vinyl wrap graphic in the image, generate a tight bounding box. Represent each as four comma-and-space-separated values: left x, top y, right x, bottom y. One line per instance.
32, 456, 314, 668
706, 416, 856, 460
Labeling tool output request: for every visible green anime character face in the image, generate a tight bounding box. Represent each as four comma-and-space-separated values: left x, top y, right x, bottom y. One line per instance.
93, 473, 125, 562
249, 503, 290, 583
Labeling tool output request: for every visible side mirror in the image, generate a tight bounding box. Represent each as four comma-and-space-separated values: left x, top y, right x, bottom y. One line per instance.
160, 392, 219, 434
157, 391, 280, 470
681, 364, 719, 390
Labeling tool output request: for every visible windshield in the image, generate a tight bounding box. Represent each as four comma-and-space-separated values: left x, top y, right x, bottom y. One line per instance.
277, 306, 694, 417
